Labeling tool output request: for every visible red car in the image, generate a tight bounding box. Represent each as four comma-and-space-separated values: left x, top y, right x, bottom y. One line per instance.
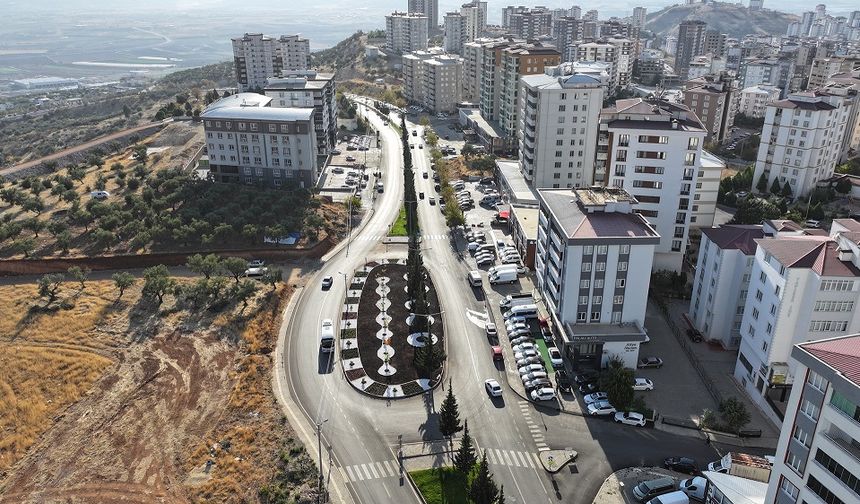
491, 346, 503, 361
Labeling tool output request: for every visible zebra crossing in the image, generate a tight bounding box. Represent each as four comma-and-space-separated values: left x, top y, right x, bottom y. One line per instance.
343, 459, 400, 482
484, 448, 542, 470
519, 400, 550, 452
353, 233, 450, 242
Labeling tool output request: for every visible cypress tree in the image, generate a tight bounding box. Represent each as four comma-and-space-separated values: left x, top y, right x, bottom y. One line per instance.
438, 382, 462, 438
468, 451, 499, 504
453, 420, 477, 476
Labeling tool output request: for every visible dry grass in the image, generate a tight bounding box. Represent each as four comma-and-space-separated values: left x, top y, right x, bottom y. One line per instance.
0, 280, 121, 473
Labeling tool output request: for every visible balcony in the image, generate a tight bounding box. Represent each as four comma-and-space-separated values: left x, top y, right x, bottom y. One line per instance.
822, 431, 860, 465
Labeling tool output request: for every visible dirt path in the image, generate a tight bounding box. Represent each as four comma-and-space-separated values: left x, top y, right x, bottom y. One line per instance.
0, 120, 171, 177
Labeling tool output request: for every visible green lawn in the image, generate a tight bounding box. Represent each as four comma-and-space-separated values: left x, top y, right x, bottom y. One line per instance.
389, 206, 408, 236
535, 339, 554, 375
410, 467, 469, 504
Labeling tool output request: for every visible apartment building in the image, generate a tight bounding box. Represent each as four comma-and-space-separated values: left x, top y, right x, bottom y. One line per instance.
632, 7, 647, 29
497, 44, 562, 143
683, 73, 738, 143
808, 57, 859, 90
460, 1, 487, 42
231, 33, 311, 92
574, 38, 633, 92
502, 6, 528, 27
738, 84, 781, 118
740, 59, 783, 90
598, 98, 707, 272
202, 93, 318, 188
443, 1, 488, 55
534, 187, 659, 370
694, 150, 723, 229
703, 30, 727, 58
507, 7, 553, 39
752, 91, 849, 199
734, 220, 860, 423
676, 20, 707, 79
517, 66, 605, 189
264, 71, 337, 157
408, 0, 438, 34
552, 17, 582, 62
386, 12, 429, 54
764, 333, 860, 504
823, 71, 860, 162
402, 50, 463, 113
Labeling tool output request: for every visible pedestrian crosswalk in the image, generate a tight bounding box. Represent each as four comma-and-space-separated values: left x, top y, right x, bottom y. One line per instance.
353, 233, 450, 242
519, 400, 550, 451
484, 448, 542, 470
343, 459, 401, 482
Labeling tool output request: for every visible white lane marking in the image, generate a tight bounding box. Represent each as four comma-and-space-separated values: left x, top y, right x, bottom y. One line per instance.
517, 451, 530, 468
502, 450, 513, 466
465, 309, 491, 329
375, 461, 388, 478
346, 465, 357, 482
531, 452, 542, 467
487, 449, 498, 465
362, 464, 373, 480
509, 450, 522, 467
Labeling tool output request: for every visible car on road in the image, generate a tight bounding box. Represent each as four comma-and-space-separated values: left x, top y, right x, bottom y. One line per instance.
614, 411, 646, 427
530, 387, 556, 402
587, 400, 617, 416
514, 349, 539, 361
512, 342, 536, 353
331, 166, 345, 174
419, 144, 423, 149
346, 145, 357, 150
484, 379, 503, 397
330, 149, 341, 155
429, 197, 435, 205
247, 259, 265, 268
321, 276, 334, 290
244, 266, 268, 277
633, 378, 654, 391
583, 392, 609, 404
485, 323, 497, 339
419, 192, 425, 199
555, 370, 572, 392
423, 172, 429, 179
518, 363, 545, 376
516, 356, 543, 367
491, 346, 503, 361
664, 457, 699, 474
638, 357, 664, 368
549, 347, 563, 368
345, 155, 356, 162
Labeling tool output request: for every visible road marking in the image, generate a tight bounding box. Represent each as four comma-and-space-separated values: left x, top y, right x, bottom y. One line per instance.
369, 462, 380, 479
383, 460, 396, 476
487, 449, 498, 465
538, 446, 550, 451
362, 464, 373, 480
346, 466, 357, 482
531, 452, 542, 467
502, 450, 513, 466
518, 451, 531, 468
509, 450, 523, 467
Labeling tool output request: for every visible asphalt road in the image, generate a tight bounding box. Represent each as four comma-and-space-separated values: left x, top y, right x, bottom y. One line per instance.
278, 100, 720, 504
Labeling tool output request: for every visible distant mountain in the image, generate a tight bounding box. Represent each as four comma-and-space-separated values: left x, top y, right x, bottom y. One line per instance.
645, 2, 799, 39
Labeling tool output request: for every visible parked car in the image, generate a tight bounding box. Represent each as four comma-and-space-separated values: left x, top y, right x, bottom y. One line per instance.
575, 371, 599, 384
638, 357, 664, 368
524, 378, 552, 390
506, 322, 529, 332
516, 356, 543, 367
247, 259, 265, 268
664, 457, 699, 475
583, 392, 609, 404
521, 371, 548, 383
555, 370, 572, 392
530, 387, 556, 402
514, 349, 539, 361
509, 328, 532, 338
321, 276, 334, 290
632, 477, 677, 502
633, 378, 654, 391
578, 381, 599, 394
330, 149, 341, 155
518, 363, 545, 375
614, 411, 647, 427
587, 400, 617, 416
509, 336, 534, 347
548, 347, 563, 368
476, 257, 494, 266
90, 190, 110, 200
484, 379, 503, 397
429, 197, 436, 205
512, 342, 536, 353
244, 266, 268, 277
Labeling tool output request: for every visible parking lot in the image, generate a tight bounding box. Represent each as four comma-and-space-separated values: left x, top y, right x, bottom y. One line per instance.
319, 134, 381, 202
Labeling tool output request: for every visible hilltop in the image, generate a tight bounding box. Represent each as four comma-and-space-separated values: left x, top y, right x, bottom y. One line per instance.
646, 2, 799, 39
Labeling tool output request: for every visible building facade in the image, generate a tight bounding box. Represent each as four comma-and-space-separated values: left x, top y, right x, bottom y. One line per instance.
683, 73, 738, 143
518, 67, 604, 189
202, 93, 318, 188
676, 20, 707, 80
231, 33, 310, 92
535, 187, 659, 370
408, 0, 439, 34
386, 12, 429, 54
764, 333, 860, 504
508, 8, 553, 39
738, 85, 781, 118
264, 71, 337, 157
599, 99, 707, 272
403, 50, 464, 113
497, 44, 562, 143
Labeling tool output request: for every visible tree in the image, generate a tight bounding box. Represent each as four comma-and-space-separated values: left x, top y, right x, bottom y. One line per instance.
719, 397, 751, 434
22, 196, 44, 215
262, 268, 283, 291
497, 486, 505, 504
781, 181, 793, 199
598, 357, 635, 411
756, 173, 768, 194
835, 177, 852, 195
187, 253, 222, 279
48, 220, 69, 238
56, 231, 72, 254
37, 273, 64, 304
68, 165, 86, 183
132, 145, 148, 164
89, 154, 104, 170
453, 420, 477, 476
234, 279, 258, 310
23, 218, 46, 237
142, 264, 176, 305
67, 266, 91, 291
13, 237, 36, 258
730, 197, 781, 225
439, 383, 462, 439
770, 179, 781, 195
461, 144, 476, 160
222, 257, 248, 284
112, 272, 136, 299
469, 451, 499, 504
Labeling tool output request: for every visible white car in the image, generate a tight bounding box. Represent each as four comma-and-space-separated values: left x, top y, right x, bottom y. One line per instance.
509, 335, 534, 346
485, 323, 497, 338
484, 379, 503, 397
476, 257, 494, 266
632, 378, 654, 391
244, 266, 268, 277
516, 356, 542, 367
521, 371, 548, 383
506, 322, 528, 332
583, 392, 609, 404
614, 411, 646, 427
549, 347, 563, 368
247, 259, 265, 268
509, 327, 531, 338
530, 387, 556, 402
518, 363, 545, 376
505, 316, 527, 326
587, 400, 617, 416
514, 349, 539, 361
512, 342, 536, 353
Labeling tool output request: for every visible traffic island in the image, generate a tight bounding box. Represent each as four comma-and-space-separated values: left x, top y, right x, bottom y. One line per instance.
340, 259, 445, 398
539, 449, 578, 473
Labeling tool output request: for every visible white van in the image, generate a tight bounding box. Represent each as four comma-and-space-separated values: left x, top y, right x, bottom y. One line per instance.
503, 304, 538, 320
320, 319, 335, 353
467, 270, 482, 287
90, 190, 110, 200
646, 491, 690, 504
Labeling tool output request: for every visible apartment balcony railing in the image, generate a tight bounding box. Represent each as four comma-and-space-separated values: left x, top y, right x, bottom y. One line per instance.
822, 431, 860, 465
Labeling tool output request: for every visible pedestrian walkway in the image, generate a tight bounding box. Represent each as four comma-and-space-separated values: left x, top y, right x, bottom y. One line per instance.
484, 447, 542, 470
354, 233, 450, 242
518, 400, 550, 451
342, 459, 400, 482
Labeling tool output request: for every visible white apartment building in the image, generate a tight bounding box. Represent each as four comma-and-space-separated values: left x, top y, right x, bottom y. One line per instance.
202, 93, 318, 188
734, 219, 860, 424
693, 150, 723, 229
443, 12, 466, 54
231, 33, 310, 92
264, 71, 338, 156
408, 0, 438, 33
385, 12, 429, 54
752, 91, 849, 200
599, 98, 707, 272
739, 85, 781, 118
518, 67, 604, 189
507, 8, 553, 39
765, 333, 860, 504
823, 71, 860, 163
402, 51, 463, 113
460, 1, 487, 42
535, 187, 659, 370
739, 59, 781, 90
574, 38, 633, 92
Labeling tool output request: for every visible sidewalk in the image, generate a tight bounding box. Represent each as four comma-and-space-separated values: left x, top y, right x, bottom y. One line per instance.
593, 467, 683, 504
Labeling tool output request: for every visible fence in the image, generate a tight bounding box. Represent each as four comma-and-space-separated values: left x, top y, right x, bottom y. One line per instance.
649, 291, 724, 406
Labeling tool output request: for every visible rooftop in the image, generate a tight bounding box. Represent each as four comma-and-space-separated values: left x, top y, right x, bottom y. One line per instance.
702, 225, 765, 255
773, 91, 838, 111
602, 98, 705, 131
510, 205, 540, 239
206, 92, 272, 110
521, 72, 603, 90
798, 334, 860, 388
562, 321, 648, 343
265, 71, 334, 90
538, 188, 660, 242
202, 104, 313, 122
755, 237, 860, 277
701, 471, 767, 504
496, 159, 538, 205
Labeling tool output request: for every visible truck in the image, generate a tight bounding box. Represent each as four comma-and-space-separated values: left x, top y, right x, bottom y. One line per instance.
706, 452, 772, 483
488, 269, 517, 285
499, 293, 533, 309
320, 319, 335, 353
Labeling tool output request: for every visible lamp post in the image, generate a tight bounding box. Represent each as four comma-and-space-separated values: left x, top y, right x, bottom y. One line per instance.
315, 418, 329, 504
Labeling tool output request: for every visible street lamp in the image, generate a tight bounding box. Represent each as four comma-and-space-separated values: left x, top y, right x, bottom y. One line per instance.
315, 418, 329, 504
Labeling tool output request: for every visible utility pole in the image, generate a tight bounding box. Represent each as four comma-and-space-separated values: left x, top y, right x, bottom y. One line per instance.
316, 418, 329, 504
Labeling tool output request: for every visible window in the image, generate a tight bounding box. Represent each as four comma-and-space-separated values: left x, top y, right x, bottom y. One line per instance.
760, 271, 766, 282
801, 399, 820, 420
752, 308, 759, 320
591, 312, 600, 321
761, 340, 768, 352
593, 295, 602, 305
597, 245, 608, 255
596, 262, 605, 272
594, 279, 604, 289
613, 295, 624, 304
620, 244, 630, 254
578, 296, 588, 305
809, 320, 849, 332
814, 301, 855, 312
580, 279, 590, 289
617, 262, 627, 271
577, 312, 587, 321
766, 323, 772, 335
807, 474, 847, 504
807, 371, 826, 392
755, 290, 763, 301
583, 245, 594, 255
820, 280, 855, 291
787, 451, 804, 473
779, 477, 799, 500
582, 262, 592, 272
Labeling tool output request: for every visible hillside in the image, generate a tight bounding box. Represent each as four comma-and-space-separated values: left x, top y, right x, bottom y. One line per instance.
646, 2, 799, 39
